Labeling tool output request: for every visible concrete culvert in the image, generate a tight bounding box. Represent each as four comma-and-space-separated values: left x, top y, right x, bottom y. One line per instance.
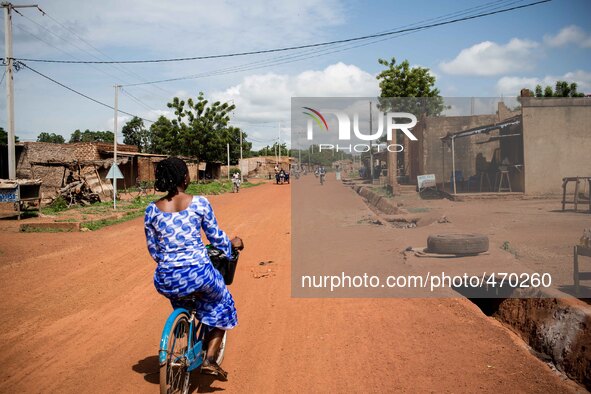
427, 233, 489, 255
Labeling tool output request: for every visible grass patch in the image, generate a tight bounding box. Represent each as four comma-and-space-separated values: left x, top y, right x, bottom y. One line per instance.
81, 210, 144, 231
21, 226, 73, 233
501, 240, 519, 258
55, 218, 78, 223
407, 207, 430, 213
186, 180, 260, 195
42, 196, 68, 214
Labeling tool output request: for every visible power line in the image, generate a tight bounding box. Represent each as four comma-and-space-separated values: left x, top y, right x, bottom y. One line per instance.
18, 62, 155, 123
117, 0, 537, 87
40, 11, 174, 96
16, 12, 174, 100
13, 0, 551, 65
121, 88, 158, 113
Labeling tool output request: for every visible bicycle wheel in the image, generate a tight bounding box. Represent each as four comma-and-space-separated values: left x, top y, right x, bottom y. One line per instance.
160, 313, 191, 394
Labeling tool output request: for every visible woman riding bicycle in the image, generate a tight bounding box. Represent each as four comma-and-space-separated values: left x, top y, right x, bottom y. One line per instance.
144, 157, 241, 379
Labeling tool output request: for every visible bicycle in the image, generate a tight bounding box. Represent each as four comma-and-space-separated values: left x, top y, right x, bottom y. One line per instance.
159, 246, 238, 394
320, 173, 325, 185
159, 295, 227, 394
136, 181, 151, 198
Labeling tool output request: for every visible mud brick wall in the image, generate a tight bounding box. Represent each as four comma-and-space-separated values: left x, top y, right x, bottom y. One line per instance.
70, 142, 138, 161
16, 142, 76, 197
521, 98, 591, 195
137, 157, 165, 182
419, 115, 499, 185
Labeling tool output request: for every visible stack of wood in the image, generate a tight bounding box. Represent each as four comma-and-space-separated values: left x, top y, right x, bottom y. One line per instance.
56, 178, 101, 207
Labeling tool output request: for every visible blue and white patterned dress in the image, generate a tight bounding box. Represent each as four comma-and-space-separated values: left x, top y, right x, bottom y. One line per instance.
144, 195, 237, 329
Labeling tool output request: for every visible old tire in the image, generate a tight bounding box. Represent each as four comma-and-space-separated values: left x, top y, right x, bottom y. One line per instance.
427, 233, 489, 255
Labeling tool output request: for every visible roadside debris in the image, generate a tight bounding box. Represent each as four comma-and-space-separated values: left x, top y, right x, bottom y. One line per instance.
54, 179, 100, 207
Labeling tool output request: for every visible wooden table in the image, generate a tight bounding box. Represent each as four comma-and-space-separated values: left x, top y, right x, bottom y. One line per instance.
562, 177, 591, 213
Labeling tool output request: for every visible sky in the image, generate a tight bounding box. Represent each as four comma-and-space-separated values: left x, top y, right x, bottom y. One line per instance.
0, 0, 589, 149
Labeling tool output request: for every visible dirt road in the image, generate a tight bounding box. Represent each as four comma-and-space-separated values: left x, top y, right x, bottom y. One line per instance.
0, 177, 581, 393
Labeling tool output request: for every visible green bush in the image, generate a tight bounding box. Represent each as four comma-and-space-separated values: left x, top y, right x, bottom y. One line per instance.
45, 196, 68, 213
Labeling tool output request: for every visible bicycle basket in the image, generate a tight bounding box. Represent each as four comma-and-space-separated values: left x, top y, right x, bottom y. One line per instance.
206, 245, 239, 285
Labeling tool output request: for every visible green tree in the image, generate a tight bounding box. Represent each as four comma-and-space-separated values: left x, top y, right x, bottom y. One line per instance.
69, 129, 82, 143
166, 92, 239, 163
36, 132, 65, 143
0, 127, 19, 145
69, 129, 114, 143
544, 86, 553, 97
149, 116, 176, 154
122, 116, 149, 152
376, 57, 446, 116
226, 126, 252, 164
521, 81, 585, 98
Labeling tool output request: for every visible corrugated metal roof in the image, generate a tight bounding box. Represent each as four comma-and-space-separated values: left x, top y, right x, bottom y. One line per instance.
441, 116, 521, 141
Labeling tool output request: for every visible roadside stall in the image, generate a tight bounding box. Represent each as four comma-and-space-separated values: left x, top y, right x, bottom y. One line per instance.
0, 179, 42, 219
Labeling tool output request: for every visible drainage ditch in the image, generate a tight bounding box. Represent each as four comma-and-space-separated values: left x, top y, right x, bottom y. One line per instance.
454, 281, 591, 390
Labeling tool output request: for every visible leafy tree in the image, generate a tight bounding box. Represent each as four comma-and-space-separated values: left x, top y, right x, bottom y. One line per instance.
521, 80, 585, 98
69, 129, 82, 143
376, 57, 446, 116
122, 116, 149, 152
37, 132, 65, 143
0, 127, 19, 145
69, 129, 114, 143
166, 92, 241, 163
149, 116, 176, 155
226, 126, 252, 164
544, 86, 553, 97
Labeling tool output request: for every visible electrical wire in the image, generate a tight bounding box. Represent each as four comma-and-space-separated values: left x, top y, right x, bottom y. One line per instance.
18, 62, 155, 123
13, 0, 551, 64
40, 11, 174, 96
17, 12, 174, 100
118, 0, 533, 87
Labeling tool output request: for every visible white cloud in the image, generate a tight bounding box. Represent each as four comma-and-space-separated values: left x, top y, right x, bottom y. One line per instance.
544, 25, 591, 48
210, 62, 379, 148
12, 0, 346, 58
440, 38, 539, 76
495, 70, 591, 95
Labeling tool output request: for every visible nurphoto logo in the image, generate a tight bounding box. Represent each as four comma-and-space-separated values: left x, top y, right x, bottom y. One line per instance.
303, 106, 419, 153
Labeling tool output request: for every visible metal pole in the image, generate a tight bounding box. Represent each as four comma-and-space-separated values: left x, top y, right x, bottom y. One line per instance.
369, 101, 374, 181
239, 129, 243, 182
3, 4, 14, 179
278, 122, 281, 165
451, 136, 457, 195
227, 143, 230, 180
113, 84, 119, 209
2, 3, 40, 179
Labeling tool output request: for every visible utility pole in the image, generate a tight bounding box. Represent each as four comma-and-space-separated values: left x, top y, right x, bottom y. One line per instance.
239, 129, 243, 182
227, 143, 230, 180
113, 84, 120, 209
369, 101, 374, 182
278, 122, 281, 166
2, 2, 41, 179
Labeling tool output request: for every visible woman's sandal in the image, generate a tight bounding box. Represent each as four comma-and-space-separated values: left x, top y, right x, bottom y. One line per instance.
201, 359, 228, 381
